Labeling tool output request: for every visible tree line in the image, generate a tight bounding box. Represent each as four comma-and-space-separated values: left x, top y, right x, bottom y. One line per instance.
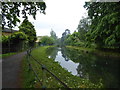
39, 30, 59, 46
61, 2, 120, 50
1, 2, 60, 53
2, 19, 37, 53
1, 2, 120, 53
1, 2, 46, 53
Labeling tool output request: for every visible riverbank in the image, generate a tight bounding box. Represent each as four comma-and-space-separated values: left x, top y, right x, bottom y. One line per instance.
22, 46, 102, 88
66, 46, 120, 58
0, 52, 17, 58
1, 49, 28, 58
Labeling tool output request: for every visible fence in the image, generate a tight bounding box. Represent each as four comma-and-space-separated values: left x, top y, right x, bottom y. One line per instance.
2, 41, 28, 54
26, 48, 70, 89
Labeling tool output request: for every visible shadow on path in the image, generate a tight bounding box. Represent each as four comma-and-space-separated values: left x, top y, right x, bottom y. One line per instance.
2, 51, 27, 88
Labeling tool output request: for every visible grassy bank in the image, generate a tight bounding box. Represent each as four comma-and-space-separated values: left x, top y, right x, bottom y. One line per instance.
66, 46, 120, 58
22, 46, 102, 88
0, 52, 17, 58
66, 46, 95, 52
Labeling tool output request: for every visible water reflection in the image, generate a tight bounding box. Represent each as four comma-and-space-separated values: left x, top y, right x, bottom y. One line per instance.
55, 51, 79, 75
47, 47, 120, 88
46, 47, 58, 60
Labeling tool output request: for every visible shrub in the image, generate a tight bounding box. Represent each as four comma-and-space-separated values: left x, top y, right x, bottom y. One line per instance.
9, 32, 28, 43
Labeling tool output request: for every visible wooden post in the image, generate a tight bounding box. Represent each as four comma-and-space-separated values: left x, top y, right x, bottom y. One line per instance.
42, 65, 46, 88
27, 50, 31, 71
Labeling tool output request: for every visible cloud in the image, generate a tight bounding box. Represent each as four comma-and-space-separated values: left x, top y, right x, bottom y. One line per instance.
14, 0, 87, 38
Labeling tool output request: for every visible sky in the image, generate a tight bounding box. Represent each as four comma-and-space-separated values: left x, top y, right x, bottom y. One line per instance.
14, 0, 88, 38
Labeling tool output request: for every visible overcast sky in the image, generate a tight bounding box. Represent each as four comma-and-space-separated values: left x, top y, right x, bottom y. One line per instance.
14, 0, 88, 38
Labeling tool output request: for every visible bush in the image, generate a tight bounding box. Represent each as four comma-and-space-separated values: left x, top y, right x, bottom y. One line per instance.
2, 32, 28, 53
2, 35, 9, 44
9, 32, 28, 43
40, 36, 55, 45
74, 42, 85, 47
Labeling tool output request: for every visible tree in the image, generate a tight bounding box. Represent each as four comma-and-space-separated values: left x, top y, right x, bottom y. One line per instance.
64, 31, 85, 47
50, 29, 57, 40
40, 36, 54, 45
1, 2, 46, 29
61, 29, 71, 46
9, 31, 27, 43
19, 19, 37, 46
50, 29, 59, 45
84, 2, 120, 49
77, 17, 90, 41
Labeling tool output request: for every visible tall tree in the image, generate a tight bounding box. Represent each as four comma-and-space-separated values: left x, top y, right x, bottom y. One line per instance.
50, 29, 57, 40
77, 17, 90, 41
84, 2, 120, 49
19, 19, 37, 46
61, 29, 71, 46
1, 2, 46, 28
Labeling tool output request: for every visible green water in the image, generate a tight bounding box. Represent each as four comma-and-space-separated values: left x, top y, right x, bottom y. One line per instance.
47, 47, 120, 88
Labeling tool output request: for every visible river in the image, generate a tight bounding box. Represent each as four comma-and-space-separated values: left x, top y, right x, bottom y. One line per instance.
46, 47, 120, 88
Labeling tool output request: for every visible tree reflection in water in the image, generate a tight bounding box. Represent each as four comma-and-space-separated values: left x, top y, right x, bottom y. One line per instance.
47, 47, 120, 88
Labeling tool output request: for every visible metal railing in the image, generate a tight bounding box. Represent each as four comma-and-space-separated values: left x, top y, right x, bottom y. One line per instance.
26, 48, 70, 89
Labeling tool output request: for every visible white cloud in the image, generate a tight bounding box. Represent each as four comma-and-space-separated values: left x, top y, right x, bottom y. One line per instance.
14, 0, 87, 38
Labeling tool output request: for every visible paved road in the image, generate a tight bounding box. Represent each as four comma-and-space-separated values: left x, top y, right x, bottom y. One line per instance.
2, 51, 27, 88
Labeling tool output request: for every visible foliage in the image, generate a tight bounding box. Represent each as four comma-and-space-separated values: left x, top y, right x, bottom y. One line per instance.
1, 52, 17, 58
2, 31, 27, 45
2, 31, 28, 53
50, 30, 57, 40
64, 31, 88, 47
84, 2, 120, 49
19, 19, 37, 45
2, 35, 9, 44
9, 31, 28, 43
1, 2, 46, 28
63, 2, 120, 49
61, 17, 91, 47
64, 33, 78, 45
61, 29, 71, 46
50, 30, 59, 45
40, 36, 55, 45
77, 17, 90, 42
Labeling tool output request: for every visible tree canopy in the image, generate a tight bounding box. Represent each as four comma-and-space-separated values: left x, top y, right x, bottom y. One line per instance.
1, 2, 46, 28
19, 19, 37, 45
60, 2, 120, 49
40, 36, 54, 46
9, 31, 27, 43
61, 29, 71, 46
84, 2, 120, 49
50, 30, 57, 40
77, 17, 90, 42
2, 31, 28, 53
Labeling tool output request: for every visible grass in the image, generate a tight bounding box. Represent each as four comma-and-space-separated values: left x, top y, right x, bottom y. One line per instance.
66, 46, 95, 52
22, 46, 103, 88
66, 46, 120, 58
0, 52, 17, 58
1, 49, 28, 59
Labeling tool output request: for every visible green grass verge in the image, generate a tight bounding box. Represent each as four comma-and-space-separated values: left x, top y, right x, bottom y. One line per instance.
0, 52, 17, 58
66, 46, 95, 52
66, 46, 120, 58
22, 46, 103, 88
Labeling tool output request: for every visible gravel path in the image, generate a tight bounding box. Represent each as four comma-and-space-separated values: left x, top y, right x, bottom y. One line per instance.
2, 51, 27, 88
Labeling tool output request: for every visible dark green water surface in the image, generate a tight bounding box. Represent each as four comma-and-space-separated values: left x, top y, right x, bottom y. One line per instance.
47, 47, 120, 88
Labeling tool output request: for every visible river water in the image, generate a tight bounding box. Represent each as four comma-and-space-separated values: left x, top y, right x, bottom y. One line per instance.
47, 47, 120, 88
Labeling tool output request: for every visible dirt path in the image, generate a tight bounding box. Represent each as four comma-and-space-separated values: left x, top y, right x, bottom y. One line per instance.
2, 51, 27, 88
